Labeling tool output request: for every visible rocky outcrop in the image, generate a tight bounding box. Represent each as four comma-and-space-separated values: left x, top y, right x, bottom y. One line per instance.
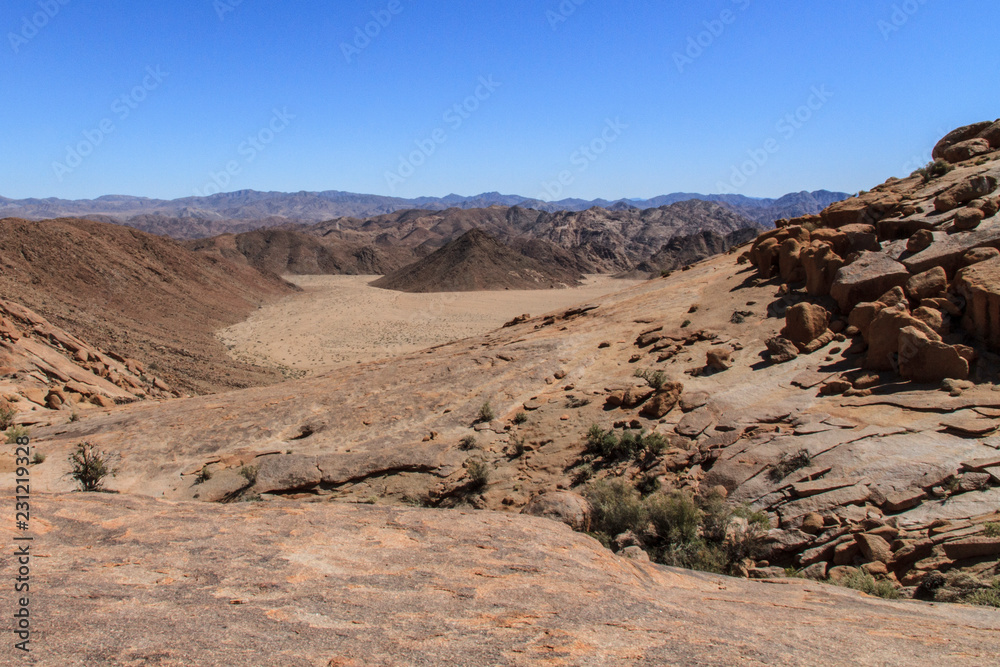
955, 255, 1000, 348
830, 252, 910, 312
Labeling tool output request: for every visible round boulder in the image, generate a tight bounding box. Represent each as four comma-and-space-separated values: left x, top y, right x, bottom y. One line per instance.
521, 491, 592, 532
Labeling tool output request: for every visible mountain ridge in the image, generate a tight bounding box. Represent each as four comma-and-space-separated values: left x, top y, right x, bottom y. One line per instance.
0, 189, 848, 239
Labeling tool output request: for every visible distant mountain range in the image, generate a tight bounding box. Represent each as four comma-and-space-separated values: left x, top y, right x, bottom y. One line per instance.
0, 189, 848, 239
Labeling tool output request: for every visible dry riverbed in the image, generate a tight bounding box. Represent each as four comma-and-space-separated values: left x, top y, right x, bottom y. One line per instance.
218, 275, 643, 375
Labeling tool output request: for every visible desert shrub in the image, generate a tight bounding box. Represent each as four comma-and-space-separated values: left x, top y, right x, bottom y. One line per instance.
196, 466, 213, 484
768, 449, 812, 482
508, 436, 526, 458
983, 522, 1000, 538
459, 435, 479, 451
586, 426, 666, 461
69, 412, 80, 423
466, 459, 490, 491
572, 463, 593, 486
477, 401, 495, 423
635, 472, 661, 497
646, 490, 701, 545
5, 425, 30, 444
513, 411, 528, 425
586, 424, 618, 457
966, 588, 1000, 608
67, 442, 118, 492
841, 569, 900, 599
0, 400, 16, 430
31, 452, 45, 465
239, 465, 258, 486
915, 159, 953, 182
634, 368, 668, 390
583, 479, 647, 539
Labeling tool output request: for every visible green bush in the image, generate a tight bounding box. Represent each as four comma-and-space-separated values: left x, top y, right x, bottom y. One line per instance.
768, 449, 812, 482
915, 159, 953, 182
31, 452, 45, 465
513, 412, 528, 425
5, 425, 30, 444
459, 435, 479, 451
477, 401, 495, 423
239, 465, 258, 486
634, 368, 668, 391
583, 479, 647, 538
0, 401, 16, 430
646, 490, 701, 545
841, 569, 900, 599
466, 459, 491, 491
508, 436, 526, 458
67, 442, 118, 492
984, 522, 1000, 538
966, 589, 1000, 608
585, 425, 668, 461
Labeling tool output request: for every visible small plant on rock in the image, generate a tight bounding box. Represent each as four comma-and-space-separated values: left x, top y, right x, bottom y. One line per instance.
239, 465, 258, 486
31, 452, 45, 465
67, 442, 118, 492
841, 569, 900, 600
634, 368, 668, 391
508, 436, 526, 458
477, 401, 495, 423
0, 400, 16, 430
768, 449, 812, 482
915, 159, 953, 182
466, 459, 491, 491
513, 411, 528, 425
459, 435, 479, 451
5, 425, 29, 444
984, 522, 1000, 538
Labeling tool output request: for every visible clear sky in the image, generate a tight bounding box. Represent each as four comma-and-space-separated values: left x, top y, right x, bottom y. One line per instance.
2, 0, 998, 201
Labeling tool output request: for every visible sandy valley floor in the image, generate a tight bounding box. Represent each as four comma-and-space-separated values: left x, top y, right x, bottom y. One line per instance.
218, 274, 644, 375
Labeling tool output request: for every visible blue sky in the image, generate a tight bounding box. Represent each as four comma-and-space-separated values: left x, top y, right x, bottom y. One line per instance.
2, 0, 998, 201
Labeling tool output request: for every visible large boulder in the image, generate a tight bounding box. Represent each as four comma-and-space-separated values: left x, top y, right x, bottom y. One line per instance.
865, 305, 942, 371
639, 382, 684, 419
830, 252, 911, 313
954, 208, 986, 231
932, 121, 995, 160
522, 491, 592, 532
897, 326, 970, 383
779, 238, 805, 282
955, 256, 1000, 348
942, 138, 992, 164
905, 266, 948, 301
821, 192, 903, 228
934, 175, 998, 213
782, 303, 830, 347
801, 242, 844, 296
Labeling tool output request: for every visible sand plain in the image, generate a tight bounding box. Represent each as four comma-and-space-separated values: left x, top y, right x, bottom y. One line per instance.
218, 274, 644, 375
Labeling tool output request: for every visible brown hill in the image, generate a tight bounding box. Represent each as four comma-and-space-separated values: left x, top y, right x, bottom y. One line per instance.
370, 228, 583, 292
0, 217, 296, 394
193, 200, 760, 277
185, 228, 420, 276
